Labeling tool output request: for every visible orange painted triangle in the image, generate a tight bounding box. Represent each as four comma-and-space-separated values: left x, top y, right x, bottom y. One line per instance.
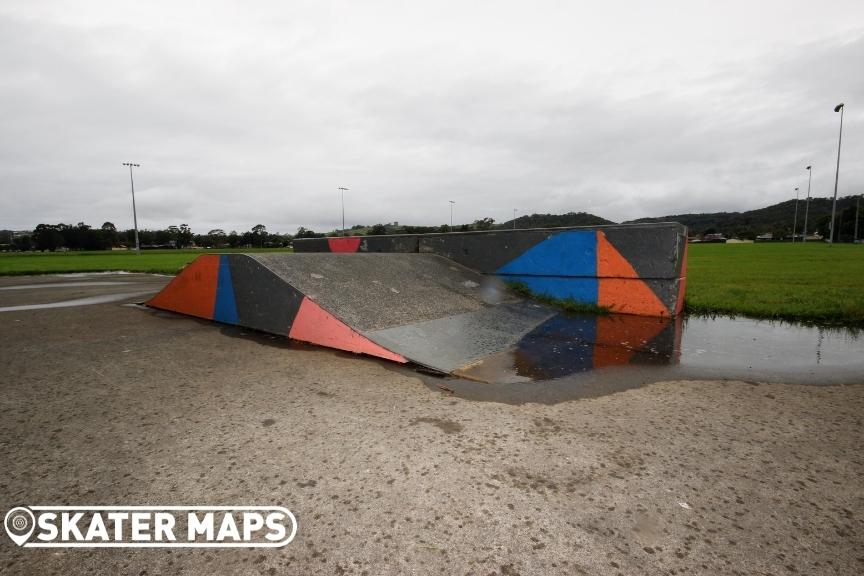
592, 315, 669, 368
597, 230, 640, 278
596, 231, 669, 317
147, 254, 219, 319
289, 297, 407, 363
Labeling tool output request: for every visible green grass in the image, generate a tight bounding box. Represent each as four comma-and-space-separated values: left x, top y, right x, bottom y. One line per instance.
506, 280, 611, 315
0, 248, 292, 276
685, 243, 864, 325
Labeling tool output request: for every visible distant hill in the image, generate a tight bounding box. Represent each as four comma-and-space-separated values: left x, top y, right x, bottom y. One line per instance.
498, 211, 614, 230
626, 196, 861, 241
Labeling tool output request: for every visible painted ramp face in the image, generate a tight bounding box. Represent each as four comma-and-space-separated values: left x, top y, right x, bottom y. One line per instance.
148, 254, 410, 364
148, 253, 680, 380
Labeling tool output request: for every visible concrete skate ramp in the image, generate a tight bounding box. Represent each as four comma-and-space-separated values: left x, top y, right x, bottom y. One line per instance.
147, 253, 677, 377
293, 223, 688, 318
149, 253, 534, 371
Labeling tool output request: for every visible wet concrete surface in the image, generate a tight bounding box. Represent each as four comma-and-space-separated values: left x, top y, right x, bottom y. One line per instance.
367, 301, 555, 373
1, 274, 863, 575
0, 273, 167, 311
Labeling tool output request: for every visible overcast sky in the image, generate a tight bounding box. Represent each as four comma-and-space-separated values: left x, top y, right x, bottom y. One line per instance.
1, 1, 863, 234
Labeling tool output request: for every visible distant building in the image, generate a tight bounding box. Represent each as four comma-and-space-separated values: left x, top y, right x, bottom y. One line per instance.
702, 233, 727, 243
755, 232, 773, 242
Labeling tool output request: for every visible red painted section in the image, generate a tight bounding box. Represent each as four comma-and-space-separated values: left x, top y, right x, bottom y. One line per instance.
592, 315, 669, 368
675, 239, 688, 316
327, 237, 362, 253
147, 254, 219, 319
596, 232, 670, 317
288, 297, 408, 363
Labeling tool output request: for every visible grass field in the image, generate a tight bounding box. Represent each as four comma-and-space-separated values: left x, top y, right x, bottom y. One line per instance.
1, 243, 861, 325
685, 243, 863, 325
0, 248, 292, 276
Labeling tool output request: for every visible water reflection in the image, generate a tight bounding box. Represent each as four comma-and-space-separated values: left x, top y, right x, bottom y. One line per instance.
454, 312, 862, 385
678, 315, 861, 373
456, 314, 681, 382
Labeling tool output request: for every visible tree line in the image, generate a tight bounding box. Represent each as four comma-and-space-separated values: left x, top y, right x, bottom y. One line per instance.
0, 223, 312, 252
9, 205, 813, 252
630, 196, 862, 241
1, 216, 520, 252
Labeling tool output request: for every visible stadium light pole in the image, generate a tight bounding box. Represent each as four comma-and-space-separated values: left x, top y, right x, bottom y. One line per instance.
449, 200, 455, 227
122, 163, 141, 254
338, 187, 349, 236
855, 194, 861, 243
792, 187, 800, 242
802, 165, 812, 243
513, 208, 517, 230
829, 103, 844, 245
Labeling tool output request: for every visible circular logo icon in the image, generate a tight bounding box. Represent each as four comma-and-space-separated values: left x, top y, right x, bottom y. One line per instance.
4, 507, 35, 546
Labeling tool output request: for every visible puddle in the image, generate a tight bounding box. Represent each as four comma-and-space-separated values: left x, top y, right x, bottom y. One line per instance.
0, 291, 159, 312
455, 313, 679, 382
421, 313, 863, 404
134, 297, 862, 404
678, 316, 861, 374
0, 282, 138, 291
49, 271, 174, 277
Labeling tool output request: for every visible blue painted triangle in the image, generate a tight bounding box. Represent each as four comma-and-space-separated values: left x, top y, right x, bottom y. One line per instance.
213, 254, 239, 324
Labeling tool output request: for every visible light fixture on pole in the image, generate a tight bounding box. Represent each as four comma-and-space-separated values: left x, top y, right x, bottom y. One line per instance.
122, 163, 141, 255
449, 200, 455, 227
792, 187, 800, 242
338, 187, 349, 236
829, 103, 844, 245
802, 165, 812, 243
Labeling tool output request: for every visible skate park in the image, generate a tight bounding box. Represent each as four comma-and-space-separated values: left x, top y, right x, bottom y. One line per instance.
146, 224, 688, 377
1, 250, 862, 574
142, 223, 862, 392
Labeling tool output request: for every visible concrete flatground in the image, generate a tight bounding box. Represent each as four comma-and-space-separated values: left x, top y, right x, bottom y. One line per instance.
0, 274, 862, 575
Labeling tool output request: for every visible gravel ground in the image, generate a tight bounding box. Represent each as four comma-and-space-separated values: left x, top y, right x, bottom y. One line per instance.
0, 276, 862, 575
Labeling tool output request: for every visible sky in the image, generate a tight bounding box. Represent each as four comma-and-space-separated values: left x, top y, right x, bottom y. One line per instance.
1, 0, 863, 234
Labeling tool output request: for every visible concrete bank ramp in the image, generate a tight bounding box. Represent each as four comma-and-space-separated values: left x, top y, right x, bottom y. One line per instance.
147, 253, 675, 376
149, 253, 540, 372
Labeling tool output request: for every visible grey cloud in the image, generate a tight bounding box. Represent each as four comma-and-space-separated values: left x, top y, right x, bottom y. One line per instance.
0, 5, 862, 234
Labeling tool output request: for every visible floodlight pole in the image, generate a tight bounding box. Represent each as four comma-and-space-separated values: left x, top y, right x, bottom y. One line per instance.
792, 187, 799, 242
338, 187, 349, 236
513, 208, 517, 230
122, 162, 141, 254
802, 166, 812, 242
449, 200, 455, 227
855, 194, 860, 242
829, 103, 844, 245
